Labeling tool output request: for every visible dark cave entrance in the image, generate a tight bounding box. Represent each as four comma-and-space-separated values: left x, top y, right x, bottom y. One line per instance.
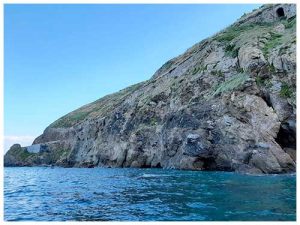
275, 123, 296, 149
141, 162, 162, 169
261, 93, 273, 108
276, 8, 285, 18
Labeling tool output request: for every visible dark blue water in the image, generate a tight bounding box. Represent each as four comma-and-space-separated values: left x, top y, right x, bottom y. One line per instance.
4, 167, 296, 221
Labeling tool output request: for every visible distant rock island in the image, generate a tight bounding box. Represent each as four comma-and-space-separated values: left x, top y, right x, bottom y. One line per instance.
5, 4, 296, 174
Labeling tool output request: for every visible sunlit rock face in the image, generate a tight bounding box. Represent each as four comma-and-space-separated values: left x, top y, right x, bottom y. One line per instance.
5, 4, 296, 174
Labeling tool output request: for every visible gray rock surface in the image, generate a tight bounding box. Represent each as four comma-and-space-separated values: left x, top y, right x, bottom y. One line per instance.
5, 4, 296, 174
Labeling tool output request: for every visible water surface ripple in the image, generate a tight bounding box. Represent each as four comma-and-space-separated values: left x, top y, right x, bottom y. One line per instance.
4, 167, 296, 221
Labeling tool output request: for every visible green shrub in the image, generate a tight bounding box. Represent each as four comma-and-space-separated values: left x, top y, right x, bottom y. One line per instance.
215, 32, 236, 43
209, 73, 249, 98
190, 65, 207, 75
262, 32, 282, 57
255, 77, 263, 86
282, 16, 296, 29
51, 111, 90, 128
225, 44, 235, 53
280, 82, 293, 98
255, 77, 265, 86
231, 49, 239, 58
237, 67, 244, 73
150, 118, 158, 126
225, 44, 239, 58
268, 63, 276, 73
192, 67, 201, 75
9, 146, 35, 160
211, 70, 224, 77
214, 23, 257, 43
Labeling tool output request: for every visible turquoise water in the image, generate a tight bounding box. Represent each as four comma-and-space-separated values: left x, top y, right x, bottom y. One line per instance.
4, 167, 296, 221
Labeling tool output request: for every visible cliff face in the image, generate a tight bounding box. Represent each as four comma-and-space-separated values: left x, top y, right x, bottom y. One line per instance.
5, 4, 296, 174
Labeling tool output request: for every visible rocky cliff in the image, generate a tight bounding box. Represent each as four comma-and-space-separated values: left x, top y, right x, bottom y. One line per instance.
5, 4, 296, 174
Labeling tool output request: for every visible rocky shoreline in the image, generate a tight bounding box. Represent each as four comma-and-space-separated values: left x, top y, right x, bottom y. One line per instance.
5, 4, 296, 174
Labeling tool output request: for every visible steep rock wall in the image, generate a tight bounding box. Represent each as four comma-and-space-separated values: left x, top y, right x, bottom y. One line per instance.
5, 4, 296, 174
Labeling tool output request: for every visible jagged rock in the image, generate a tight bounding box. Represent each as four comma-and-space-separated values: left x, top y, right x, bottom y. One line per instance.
284, 148, 296, 162
273, 23, 285, 33
269, 93, 293, 121
249, 149, 282, 173
238, 45, 267, 73
269, 46, 296, 73
4, 4, 296, 174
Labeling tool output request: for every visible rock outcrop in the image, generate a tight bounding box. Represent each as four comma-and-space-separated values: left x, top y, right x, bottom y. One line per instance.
5, 4, 296, 174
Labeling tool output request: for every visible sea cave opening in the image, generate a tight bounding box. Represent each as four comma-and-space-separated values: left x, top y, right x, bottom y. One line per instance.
276, 7, 285, 18
275, 123, 296, 149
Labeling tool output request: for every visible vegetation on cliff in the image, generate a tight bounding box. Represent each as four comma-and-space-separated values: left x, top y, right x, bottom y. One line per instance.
5, 4, 296, 174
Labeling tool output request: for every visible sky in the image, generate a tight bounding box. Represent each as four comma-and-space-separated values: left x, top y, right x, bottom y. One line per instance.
4, 4, 261, 151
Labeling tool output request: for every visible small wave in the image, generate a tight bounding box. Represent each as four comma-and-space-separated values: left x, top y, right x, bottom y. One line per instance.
106, 175, 127, 179
93, 192, 104, 196
242, 172, 296, 177
138, 174, 170, 178
187, 202, 217, 210
5, 189, 24, 196
19, 184, 37, 188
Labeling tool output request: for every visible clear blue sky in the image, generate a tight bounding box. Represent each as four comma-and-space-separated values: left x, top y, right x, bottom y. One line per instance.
4, 4, 261, 150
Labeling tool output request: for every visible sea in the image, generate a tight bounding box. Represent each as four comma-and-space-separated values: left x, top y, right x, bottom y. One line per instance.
4, 167, 296, 221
